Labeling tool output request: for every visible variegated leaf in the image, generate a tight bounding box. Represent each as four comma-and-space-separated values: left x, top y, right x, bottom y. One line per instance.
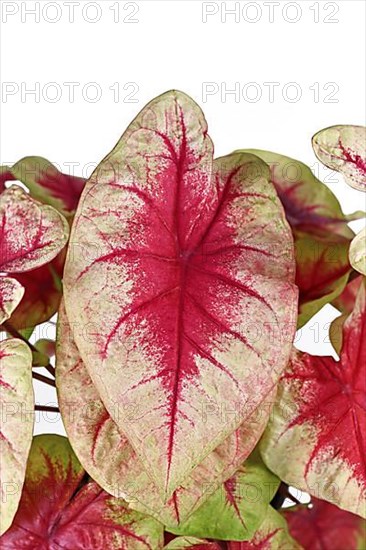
0, 434, 164, 549
350, 227, 366, 276
228, 507, 301, 549
63, 90, 297, 498
2, 157, 86, 216
260, 280, 366, 517
312, 125, 366, 191
56, 300, 277, 526
166, 449, 279, 540
0, 278, 24, 326
236, 149, 362, 327
0, 339, 34, 535
0, 186, 69, 273
284, 498, 366, 550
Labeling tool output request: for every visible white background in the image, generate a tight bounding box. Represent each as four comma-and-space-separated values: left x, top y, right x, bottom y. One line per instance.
1, 0, 365, 455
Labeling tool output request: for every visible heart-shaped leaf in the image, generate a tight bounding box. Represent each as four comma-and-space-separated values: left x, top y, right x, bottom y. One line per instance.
0, 278, 24, 325
0, 186, 69, 273
56, 301, 278, 526
165, 449, 279, 540
312, 125, 366, 191
236, 150, 362, 327
228, 507, 301, 549
350, 227, 366, 276
0, 434, 164, 548
63, 90, 297, 499
0, 339, 34, 535
284, 498, 366, 550
260, 280, 366, 517
3, 157, 86, 216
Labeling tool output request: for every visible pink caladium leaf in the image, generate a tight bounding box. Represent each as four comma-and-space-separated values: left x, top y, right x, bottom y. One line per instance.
284, 498, 366, 550
0, 434, 164, 549
5, 250, 65, 331
332, 274, 363, 314
260, 279, 366, 518
0, 278, 24, 325
56, 301, 278, 527
350, 227, 366, 276
228, 507, 301, 549
63, 90, 298, 499
236, 150, 364, 327
0, 185, 69, 273
2, 156, 86, 216
312, 125, 366, 192
0, 339, 34, 535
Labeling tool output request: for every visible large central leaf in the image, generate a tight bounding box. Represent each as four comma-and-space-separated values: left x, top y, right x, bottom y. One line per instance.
63, 90, 297, 498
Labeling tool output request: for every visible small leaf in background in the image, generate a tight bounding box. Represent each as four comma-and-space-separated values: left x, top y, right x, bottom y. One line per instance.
166, 449, 279, 541
0, 339, 34, 535
0, 186, 69, 273
332, 274, 363, 314
350, 227, 366, 276
284, 498, 366, 550
3, 156, 86, 216
228, 506, 301, 549
56, 301, 277, 527
0, 434, 164, 549
5, 250, 65, 332
312, 125, 366, 192
0, 278, 24, 325
235, 149, 362, 328
63, 90, 297, 500
260, 280, 366, 517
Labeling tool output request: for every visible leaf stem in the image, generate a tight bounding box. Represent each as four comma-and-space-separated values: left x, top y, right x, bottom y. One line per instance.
35, 405, 60, 413
32, 371, 56, 387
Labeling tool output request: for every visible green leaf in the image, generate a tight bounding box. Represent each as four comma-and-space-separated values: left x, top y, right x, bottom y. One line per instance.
165, 449, 280, 541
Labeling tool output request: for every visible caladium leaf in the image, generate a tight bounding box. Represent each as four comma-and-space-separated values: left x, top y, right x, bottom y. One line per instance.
5, 250, 65, 331
350, 227, 366, 276
166, 449, 279, 540
294, 231, 352, 328
164, 538, 221, 549
260, 280, 366, 517
0, 166, 16, 193
56, 301, 278, 526
284, 498, 366, 550
0, 339, 34, 535
63, 90, 297, 499
332, 274, 363, 314
0, 278, 24, 325
228, 507, 301, 549
3, 156, 86, 216
0, 434, 164, 549
237, 150, 362, 239
236, 150, 362, 328
312, 125, 366, 191
0, 185, 69, 273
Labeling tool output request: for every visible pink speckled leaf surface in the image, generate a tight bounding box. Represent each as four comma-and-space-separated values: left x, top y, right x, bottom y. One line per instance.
56, 300, 277, 527
312, 125, 366, 192
63, 90, 298, 499
260, 280, 366, 517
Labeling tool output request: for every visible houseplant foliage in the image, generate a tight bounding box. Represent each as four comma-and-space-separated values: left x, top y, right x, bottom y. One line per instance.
0, 91, 365, 548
